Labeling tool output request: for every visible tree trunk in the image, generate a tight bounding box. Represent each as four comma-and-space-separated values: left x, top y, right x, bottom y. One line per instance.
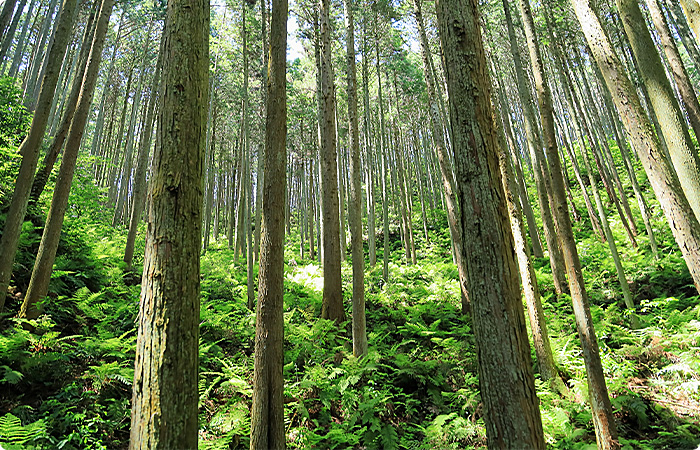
618, 0, 700, 223
343, 0, 367, 357
249, 0, 286, 446
28, 5, 96, 206
434, 0, 546, 446
319, 0, 344, 323
414, 0, 470, 311
0, 0, 77, 312
647, 0, 700, 145
124, 33, 164, 269
129, 0, 207, 445
502, 0, 569, 296
572, 0, 700, 293
680, 0, 700, 44
517, 0, 620, 446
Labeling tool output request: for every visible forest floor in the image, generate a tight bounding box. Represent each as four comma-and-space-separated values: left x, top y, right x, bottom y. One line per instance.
1, 192, 700, 449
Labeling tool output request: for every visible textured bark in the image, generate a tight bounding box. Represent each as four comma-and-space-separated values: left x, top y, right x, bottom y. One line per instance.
249, 0, 286, 446
318, 0, 344, 323
572, 0, 700, 293
435, 0, 546, 446
0, 0, 77, 312
618, 0, 700, 223
129, 0, 208, 447
344, 0, 367, 357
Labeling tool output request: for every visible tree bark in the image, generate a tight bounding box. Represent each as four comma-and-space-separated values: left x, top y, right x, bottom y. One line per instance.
518, 0, 620, 446
128, 0, 207, 446
435, 0, 546, 446
249, 0, 286, 446
318, 0, 344, 323
618, 0, 700, 223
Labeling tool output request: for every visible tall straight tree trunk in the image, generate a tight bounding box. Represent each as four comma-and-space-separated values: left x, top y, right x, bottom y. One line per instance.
113, 22, 153, 227
434, 0, 546, 445
517, 0, 619, 446
7, 0, 34, 78
618, 0, 700, 223
344, 0, 367, 357
129, 0, 208, 445
124, 34, 164, 269
502, 0, 569, 296
572, 0, 700, 293
249, 0, 286, 446
414, 0, 470, 311
0, 0, 17, 44
0, 0, 25, 63
494, 86, 566, 394
319, 0, 344, 322
0, 0, 77, 312
361, 28, 376, 267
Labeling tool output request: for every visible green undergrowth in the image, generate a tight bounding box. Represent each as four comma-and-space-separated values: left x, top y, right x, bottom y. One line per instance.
1, 171, 700, 448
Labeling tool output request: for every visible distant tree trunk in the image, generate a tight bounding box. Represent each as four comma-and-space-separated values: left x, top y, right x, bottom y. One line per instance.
249, 0, 286, 446
434, 0, 546, 446
518, 0, 620, 446
7, 0, 33, 77
572, 0, 700, 293
0, 0, 25, 63
24, 0, 59, 109
129, 0, 208, 446
113, 22, 153, 227
255, 0, 268, 263
502, 0, 569, 296
361, 27, 377, 267
0, 0, 77, 313
319, 0, 344, 323
124, 34, 164, 269
344, 0, 366, 357
618, 0, 700, 223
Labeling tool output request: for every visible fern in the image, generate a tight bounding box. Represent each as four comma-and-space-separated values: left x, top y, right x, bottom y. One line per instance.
0, 413, 47, 446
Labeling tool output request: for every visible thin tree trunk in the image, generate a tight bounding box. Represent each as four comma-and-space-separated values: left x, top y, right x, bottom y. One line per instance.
518, 0, 620, 446
319, 0, 344, 323
249, 0, 286, 445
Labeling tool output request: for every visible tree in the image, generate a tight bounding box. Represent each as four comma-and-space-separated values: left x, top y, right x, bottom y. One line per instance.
318, 0, 344, 323
517, 0, 619, 446
571, 0, 700, 292
617, 0, 700, 223
128, 0, 209, 446
249, 0, 287, 446
434, 0, 546, 446
343, 0, 367, 357
0, 0, 77, 313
